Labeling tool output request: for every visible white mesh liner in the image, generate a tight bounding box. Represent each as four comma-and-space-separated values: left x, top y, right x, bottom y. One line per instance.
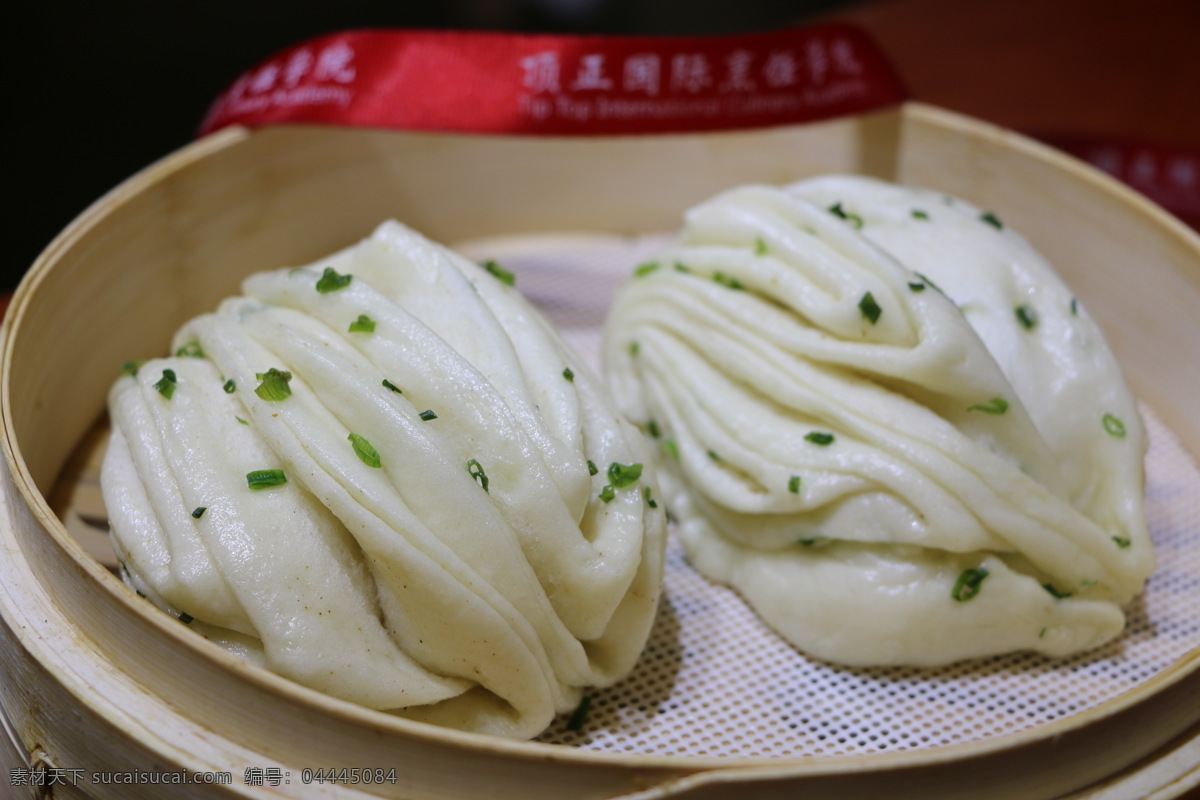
456, 232, 1200, 758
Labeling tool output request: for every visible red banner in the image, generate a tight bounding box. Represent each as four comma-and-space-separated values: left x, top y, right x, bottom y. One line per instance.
1044, 136, 1200, 226
198, 26, 908, 137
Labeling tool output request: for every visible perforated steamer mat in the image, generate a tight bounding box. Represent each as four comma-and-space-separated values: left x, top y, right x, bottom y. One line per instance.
52, 229, 1200, 772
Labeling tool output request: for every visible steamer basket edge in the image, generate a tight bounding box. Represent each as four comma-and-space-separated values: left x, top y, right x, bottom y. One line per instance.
1, 101, 1199, 800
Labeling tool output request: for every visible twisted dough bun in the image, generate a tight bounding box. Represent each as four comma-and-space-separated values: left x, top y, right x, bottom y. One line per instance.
604, 176, 1150, 667
104, 221, 665, 738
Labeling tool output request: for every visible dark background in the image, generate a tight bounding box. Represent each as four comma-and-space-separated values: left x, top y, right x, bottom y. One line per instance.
7, 0, 1199, 296
5, 0, 848, 294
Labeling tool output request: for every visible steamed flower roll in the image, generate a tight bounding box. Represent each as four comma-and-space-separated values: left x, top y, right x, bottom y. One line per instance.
104, 221, 665, 738
604, 176, 1150, 667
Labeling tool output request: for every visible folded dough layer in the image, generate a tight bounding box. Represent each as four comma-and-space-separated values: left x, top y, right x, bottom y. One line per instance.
103, 221, 665, 738
604, 177, 1150, 667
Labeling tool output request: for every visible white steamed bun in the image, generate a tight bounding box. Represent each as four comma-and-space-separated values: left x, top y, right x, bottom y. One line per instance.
604, 176, 1150, 667
104, 221, 665, 738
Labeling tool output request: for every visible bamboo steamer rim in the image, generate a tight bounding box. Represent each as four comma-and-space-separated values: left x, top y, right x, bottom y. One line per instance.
2, 101, 1199, 790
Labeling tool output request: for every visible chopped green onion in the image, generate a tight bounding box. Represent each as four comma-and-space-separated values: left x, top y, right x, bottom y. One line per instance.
120, 360, 146, 377
788, 475, 801, 494
587, 459, 598, 476
1038, 626, 1047, 639
315, 266, 352, 293
662, 439, 679, 461
1102, 413, 1126, 438
805, 431, 835, 446
223, 379, 236, 394
191, 507, 207, 519
706, 449, 720, 462
178, 612, 194, 625
980, 211, 1004, 229
643, 486, 658, 509
828, 201, 864, 228
175, 341, 205, 358
235, 416, 249, 425
1015, 304, 1038, 330
607, 461, 643, 488
908, 282, 926, 292
858, 292, 882, 324
467, 458, 489, 492
968, 397, 1009, 415
562, 367, 575, 382
674, 262, 691, 273
154, 369, 178, 399
348, 433, 382, 468
599, 485, 615, 503
1043, 583, 1072, 599
646, 419, 660, 439
912, 209, 929, 220
797, 537, 827, 546
348, 314, 376, 333
634, 262, 660, 277
915, 272, 947, 296
483, 260, 515, 286
246, 469, 287, 490
382, 379, 403, 394
566, 695, 592, 732
1112, 536, 1132, 548
951, 567, 989, 602
1070, 298, 1079, 315
754, 237, 768, 255
713, 271, 745, 290
418, 409, 438, 421
254, 368, 292, 402
629, 341, 640, 356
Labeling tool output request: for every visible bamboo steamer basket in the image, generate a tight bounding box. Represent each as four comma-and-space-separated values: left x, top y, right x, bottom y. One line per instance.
2, 102, 1199, 800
